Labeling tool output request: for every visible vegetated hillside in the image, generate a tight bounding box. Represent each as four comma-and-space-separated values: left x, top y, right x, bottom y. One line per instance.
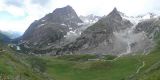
1, 38, 160, 80
0, 49, 140, 80
131, 40, 160, 80
0, 44, 53, 80
38, 42, 160, 80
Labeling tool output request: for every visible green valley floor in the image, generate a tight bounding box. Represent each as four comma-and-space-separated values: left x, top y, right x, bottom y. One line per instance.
0, 44, 160, 80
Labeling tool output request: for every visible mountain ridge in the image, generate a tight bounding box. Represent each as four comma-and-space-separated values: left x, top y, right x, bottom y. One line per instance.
19, 6, 160, 56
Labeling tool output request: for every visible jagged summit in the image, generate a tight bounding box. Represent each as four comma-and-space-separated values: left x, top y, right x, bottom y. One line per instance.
112, 7, 118, 12
109, 8, 119, 15
41, 5, 82, 24
53, 5, 75, 15
23, 5, 83, 40
108, 7, 122, 21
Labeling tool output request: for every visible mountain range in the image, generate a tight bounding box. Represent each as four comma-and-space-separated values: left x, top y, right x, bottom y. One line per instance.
16, 6, 160, 56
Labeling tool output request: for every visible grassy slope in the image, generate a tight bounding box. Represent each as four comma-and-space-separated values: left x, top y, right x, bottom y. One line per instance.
0, 46, 52, 80
131, 41, 160, 80
39, 55, 141, 80
39, 41, 160, 80
1, 42, 160, 80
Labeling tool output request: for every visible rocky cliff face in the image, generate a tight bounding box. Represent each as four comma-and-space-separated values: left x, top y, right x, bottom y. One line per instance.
21, 5, 83, 54
58, 8, 135, 55
131, 18, 160, 54
57, 8, 157, 56
135, 18, 160, 40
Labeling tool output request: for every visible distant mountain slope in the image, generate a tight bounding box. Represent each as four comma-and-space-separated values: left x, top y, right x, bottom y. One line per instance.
0, 32, 10, 43
1, 31, 22, 39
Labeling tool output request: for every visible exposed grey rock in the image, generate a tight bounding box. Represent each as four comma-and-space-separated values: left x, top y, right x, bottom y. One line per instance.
21, 5, 83, 54
135, 18, 160, 40
58, 8, 134, 55
20, 6, 159, 56
58, 8, 156, 55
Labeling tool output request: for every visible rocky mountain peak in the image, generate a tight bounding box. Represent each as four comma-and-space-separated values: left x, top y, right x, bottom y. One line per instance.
112, 7, 118, 12
52, 5, 74, 15
108, 7, 122, 21
42, 5, 83, 24
21, 5, 84, 52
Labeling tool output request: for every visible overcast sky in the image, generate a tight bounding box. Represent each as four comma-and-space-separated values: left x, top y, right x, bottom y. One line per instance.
0, 0, 160, 33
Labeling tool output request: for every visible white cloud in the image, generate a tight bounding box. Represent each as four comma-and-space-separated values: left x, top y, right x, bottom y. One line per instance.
0, 20, 28, 32
0, 0, 26, 16
0, 0, 51, 33
6, 5, 26, 16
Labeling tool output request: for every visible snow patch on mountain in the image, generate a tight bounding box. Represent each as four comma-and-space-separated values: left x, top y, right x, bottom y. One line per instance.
37, 24, 45, 28
112, 11, 155, 56
61, 23, 67, 26
79, 14, 101, 24
64, 14, 101, 40
120, 12, 160, 25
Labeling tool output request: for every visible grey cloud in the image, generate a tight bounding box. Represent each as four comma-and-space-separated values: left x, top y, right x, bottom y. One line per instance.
31, 0, 50, 6
5, 0, 24, 7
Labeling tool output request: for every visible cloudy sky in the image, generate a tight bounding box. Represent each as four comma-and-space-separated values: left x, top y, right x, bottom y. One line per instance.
0, 0, 160, 33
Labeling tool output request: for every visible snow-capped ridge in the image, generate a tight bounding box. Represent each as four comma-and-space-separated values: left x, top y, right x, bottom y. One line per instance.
79, 14, 101, 24
120, 12, 160, 25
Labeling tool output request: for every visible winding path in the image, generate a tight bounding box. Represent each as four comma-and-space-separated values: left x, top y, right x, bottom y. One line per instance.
105, 56, 121, 62
136, 61, 145, 73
